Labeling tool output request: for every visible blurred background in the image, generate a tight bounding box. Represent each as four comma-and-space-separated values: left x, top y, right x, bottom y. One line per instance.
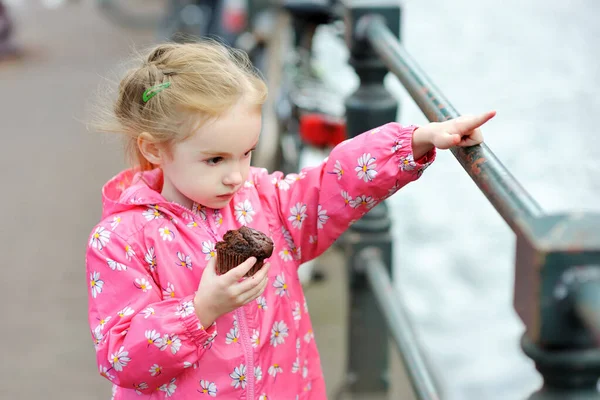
1, 0, 598, 399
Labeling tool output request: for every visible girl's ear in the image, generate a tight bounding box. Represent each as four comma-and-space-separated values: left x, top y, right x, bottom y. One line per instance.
137, 132, 163, 166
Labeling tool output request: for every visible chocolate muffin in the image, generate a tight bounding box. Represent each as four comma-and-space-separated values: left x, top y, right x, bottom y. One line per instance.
215, 226, 274, 277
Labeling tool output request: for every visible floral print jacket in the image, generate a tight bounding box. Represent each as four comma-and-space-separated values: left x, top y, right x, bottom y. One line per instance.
86, 122, 435, 399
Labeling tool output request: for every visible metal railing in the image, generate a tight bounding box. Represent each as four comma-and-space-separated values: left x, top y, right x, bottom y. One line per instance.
339, 2, 600, 399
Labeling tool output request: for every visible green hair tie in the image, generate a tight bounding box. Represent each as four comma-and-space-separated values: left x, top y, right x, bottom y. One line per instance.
142, 82, 171, 103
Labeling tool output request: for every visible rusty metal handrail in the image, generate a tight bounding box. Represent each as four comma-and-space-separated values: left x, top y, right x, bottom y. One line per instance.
358, 15, 544, 236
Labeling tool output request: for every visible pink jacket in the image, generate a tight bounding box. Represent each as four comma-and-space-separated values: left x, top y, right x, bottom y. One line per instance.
86, 123, 435, 399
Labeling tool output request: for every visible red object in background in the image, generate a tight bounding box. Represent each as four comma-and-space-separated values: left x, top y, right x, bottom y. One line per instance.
299, 113, 347, 148
222, 0, 247, 33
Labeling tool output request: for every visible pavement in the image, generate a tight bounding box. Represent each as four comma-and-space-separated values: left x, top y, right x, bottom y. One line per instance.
0, 2, 413, 399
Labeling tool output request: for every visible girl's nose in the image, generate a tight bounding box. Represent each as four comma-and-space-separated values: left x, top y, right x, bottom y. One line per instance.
223, 170, 243, 187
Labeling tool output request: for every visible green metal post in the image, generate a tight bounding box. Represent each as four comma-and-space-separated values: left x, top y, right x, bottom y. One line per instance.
342, 1, 401, 396
514, 214, 600, 399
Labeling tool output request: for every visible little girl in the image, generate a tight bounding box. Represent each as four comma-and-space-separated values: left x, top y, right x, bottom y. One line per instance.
86, 40, 494, 399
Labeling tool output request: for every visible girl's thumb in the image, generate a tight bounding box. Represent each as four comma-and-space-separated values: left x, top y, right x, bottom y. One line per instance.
204, 256, 217, 275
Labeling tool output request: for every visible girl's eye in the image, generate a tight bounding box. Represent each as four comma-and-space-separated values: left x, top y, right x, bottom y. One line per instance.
205, 157, 223, 166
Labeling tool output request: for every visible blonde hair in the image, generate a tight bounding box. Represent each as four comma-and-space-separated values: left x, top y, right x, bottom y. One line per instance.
93, 40, 268, 171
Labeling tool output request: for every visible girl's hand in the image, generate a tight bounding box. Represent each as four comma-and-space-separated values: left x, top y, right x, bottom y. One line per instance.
193, 256, 271, 327
411, 111, 496, 158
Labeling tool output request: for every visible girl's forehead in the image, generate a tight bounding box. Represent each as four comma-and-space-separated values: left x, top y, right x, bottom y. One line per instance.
187, 108, 261, 153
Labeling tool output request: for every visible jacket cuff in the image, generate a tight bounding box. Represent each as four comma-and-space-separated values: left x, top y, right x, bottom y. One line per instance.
395, 124, 436, 175
179, 295, 217, 348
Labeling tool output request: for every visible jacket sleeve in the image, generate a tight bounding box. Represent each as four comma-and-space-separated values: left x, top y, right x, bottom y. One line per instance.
86, 225, 216, 394
256, 122, 435, 264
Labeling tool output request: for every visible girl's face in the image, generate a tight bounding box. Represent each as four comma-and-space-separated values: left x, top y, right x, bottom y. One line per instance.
160, 100, 262, 210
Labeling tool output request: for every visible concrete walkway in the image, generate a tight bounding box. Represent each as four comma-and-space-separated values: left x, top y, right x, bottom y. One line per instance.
0, 3, 412, 399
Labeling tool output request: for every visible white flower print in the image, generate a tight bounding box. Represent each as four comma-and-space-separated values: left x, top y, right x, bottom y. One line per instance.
149, 364, 162, 377
273, 274, 289, 297
251, 329, 260, 348
184, 361, 198, 369
160, 334, 182, 354
213, 210, 223, 227
134, 278, 152, 293
203, 333, 216, 349
143, 205, 162, 221
99, 365, 114, 381
97, 316, 111, 330
259, 395, 269, 400
176, 252, 192, 270
268, 364, 283, 379
387, 180, 401, 199
355, 153, 378, 182
350, 195, 376, 209
304, 299, 309, 313
226, 327, 239, 344
304, 329, 314, 343
134, 382, 148, 395
254, 366, 263, 381
244, 179, 255, 188
257, 296, 267, 311
293, 302, 302, 321
145, 330, 161, 347
296, 338, 301, 353
392, 139, 404, 153
187, 220, 199, 229
341, 190, 352, 207
175, 301, 195, 318
144, 247, 157, 272
117, 306, 134, 318
142, 307, 155, 319
107, 258, 127, 272
270, 321, 289, 347
272, 176, 290, 191
287, 172, 306, 183
109, 346, 130, 372
303, 361, 309, 379
163, 282, 176, 299
332, 160, 344, 180
234, 199, 255, 225
400, 154, 416, 171
288, 202, 307, 229
317, 205, 329, 229
111, 216, 121, 231
309, 235, 318, 244
201, 241, 216, 260
159, 227, 174, 241
292, 357, 300, 373
292, 246, 302, 261
92, 327, 103, 348
89, 227, 110, 250
279, 248, 293, 262
282, 226, 294, 248
90, 272, 104, 298
159, 378, 177, 397
199, 380, 217, 397
192, 203, 207, 220
230, 364, 247, 389
124, 244, 136, 261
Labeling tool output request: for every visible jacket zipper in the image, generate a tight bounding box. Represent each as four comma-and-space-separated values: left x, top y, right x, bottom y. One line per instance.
236, 308, 255, 399
183, 205, 255, 399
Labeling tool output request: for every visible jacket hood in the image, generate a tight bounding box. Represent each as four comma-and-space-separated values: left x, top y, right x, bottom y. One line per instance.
100, 168, 171, 219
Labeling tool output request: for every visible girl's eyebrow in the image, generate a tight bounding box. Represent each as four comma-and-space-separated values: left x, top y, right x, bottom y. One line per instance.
201, 144, 257, 157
